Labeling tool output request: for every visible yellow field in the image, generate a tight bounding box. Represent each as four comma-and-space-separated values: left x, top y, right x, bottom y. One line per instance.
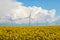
0, 26, 60, 40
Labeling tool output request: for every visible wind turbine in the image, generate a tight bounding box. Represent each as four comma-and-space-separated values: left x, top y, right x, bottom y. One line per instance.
36, 12, 42, 26
29, 10, 31, 26
6, 8, 34, 26
29, 8, 34, 26
6, 15, 34, 26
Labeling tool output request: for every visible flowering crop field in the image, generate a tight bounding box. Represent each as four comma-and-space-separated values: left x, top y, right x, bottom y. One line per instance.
0, 26, 60, 40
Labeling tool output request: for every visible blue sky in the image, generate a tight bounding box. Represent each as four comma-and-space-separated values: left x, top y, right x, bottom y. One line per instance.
0, 0, 60, 26
17, 0, 60, 16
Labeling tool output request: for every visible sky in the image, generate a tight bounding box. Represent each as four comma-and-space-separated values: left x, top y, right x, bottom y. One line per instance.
17, 0, 60, 15
0, 0, 60, 26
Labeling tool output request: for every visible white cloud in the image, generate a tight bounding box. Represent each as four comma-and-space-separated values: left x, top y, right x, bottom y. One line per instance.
0, 0, 59, 25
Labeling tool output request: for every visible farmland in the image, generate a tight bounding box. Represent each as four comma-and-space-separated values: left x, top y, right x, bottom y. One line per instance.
0, 26, 60, 40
